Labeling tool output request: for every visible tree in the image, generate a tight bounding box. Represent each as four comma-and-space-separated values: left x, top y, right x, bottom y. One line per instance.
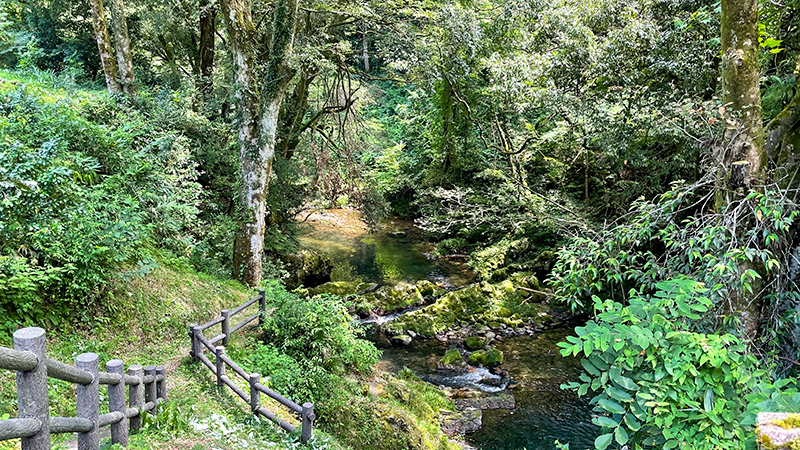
88, 0, 123, 94
108, 0, 136, 95
719, 0, 766, 339
221, 0, 299, 286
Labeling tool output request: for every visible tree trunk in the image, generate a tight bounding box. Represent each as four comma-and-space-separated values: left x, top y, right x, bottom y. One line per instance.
88, 0, 122, 94
199, 0, 217, 100
720, 0, 765, 339
108, 0, 135, 95
362, 29, 370, 73
721, 0, 765, 187
277, 71, 313, 160
222, 0, 298, 286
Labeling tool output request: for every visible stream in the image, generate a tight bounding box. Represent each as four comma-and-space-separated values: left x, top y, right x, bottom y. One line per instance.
298, 210, 597, 450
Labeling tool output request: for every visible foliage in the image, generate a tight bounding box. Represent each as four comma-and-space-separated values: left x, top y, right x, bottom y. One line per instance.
246, 282, 379, 405
560, 279, 764, 450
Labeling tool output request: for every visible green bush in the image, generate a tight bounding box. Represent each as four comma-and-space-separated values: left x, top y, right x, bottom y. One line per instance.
560, 279, 763, 450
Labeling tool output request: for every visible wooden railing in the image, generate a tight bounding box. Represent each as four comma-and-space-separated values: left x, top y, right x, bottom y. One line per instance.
0, 327, 167, 449
189, 289, 316, 443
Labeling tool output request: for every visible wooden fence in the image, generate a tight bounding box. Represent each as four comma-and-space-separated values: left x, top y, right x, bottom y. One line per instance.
0, 327, 167, 449
189, 289, 316, 443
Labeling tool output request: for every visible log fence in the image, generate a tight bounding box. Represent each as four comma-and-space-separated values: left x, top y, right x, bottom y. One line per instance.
189, 289, 316, 443
0, 327, 168, 449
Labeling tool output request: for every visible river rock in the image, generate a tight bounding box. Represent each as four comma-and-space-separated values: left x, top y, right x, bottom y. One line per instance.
465, 336, 485, 350
439, 348, 464, 367
281, 248, 334, 289
452, 391, 516, 410
485, 331, 496, 341
307, 280, 369, 297
391, 334, 413, 346
468, 349, 504, 367
441, 407, 482, 436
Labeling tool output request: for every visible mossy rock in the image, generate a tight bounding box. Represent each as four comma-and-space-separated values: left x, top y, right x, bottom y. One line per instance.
281, 248, 334, 289
307, 280, 369, 297
440, 348, 463, 366
465, 336, 485, 350
468, 349, 503, 367
362, 283, 424, 313
416, 279, 444, 298
385, 278, 556, 337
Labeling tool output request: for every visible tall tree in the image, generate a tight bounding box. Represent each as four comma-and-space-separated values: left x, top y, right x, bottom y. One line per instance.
88, 0, 123, 94
199, 0, 216, 99
108, 0, 136, 95
221, 0, 299, 286
720, 0, 765, 338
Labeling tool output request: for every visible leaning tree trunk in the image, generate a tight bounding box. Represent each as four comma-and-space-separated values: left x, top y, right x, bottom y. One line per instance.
720, 0, 766, 339
222, 0, 298, 286
108, 0, 135, 95
88, 0, 122, 94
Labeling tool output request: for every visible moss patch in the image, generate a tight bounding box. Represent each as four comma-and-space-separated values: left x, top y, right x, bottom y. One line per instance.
467, 349, 503, 367
440, 349, 464, 366
465, 336, 485, 350
385, 279, 553, 336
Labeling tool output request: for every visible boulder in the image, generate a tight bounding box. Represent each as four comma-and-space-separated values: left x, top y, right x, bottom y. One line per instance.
440, 348, 464, 366
391, 335, 413, 346
441, 407, 482, 436
468, 349, 503, 367
465, 336, 485, 351
281, 248, 333, 289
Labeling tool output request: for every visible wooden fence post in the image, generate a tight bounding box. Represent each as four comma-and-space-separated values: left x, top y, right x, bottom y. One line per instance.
222, 310, 231, 346
249, 373, 260, 412
144, 366, 157, 416
14, 327, 49, 450
189, 324, 199, 363
215, 347, 225, 388
301, 402, 315, 444
156, 366, 166, 403
128, 364, 144, 431
258, 289, 266, 326
76, 353, 99, 450
106, 359, 128, 447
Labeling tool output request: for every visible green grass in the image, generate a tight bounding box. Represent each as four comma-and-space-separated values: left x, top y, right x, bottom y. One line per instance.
0, 262, 347, 450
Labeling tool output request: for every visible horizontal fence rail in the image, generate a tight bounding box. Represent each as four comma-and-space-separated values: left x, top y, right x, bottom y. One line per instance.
0, 327, 168, 449
189, 289, 316, 443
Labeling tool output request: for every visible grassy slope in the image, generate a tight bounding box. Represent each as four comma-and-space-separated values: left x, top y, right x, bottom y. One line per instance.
0, 263, 344, 450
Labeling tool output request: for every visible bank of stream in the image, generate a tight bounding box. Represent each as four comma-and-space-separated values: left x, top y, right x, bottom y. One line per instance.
297, 209, 597, 450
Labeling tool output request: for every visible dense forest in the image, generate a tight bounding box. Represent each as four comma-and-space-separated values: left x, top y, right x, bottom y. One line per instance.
2, 0, 800, 448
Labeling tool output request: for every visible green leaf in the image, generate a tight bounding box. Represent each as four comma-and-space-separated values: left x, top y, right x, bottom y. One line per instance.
615, 426, 629, 445
598, 398, 626, 414
592, 416, 619, 428
704, 388, 714, 412
611, 372, 638, 390
595, 433, 613, 450
608, 387, 633, 402
582, 359, 601, 376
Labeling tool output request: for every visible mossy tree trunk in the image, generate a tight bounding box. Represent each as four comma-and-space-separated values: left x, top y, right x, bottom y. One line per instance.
221, 0, 298, 286
88, 0, 122, 94
720, 0, 766, 339
108, 0, 136, 95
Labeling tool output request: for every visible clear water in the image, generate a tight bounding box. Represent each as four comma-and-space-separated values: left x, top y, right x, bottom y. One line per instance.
298, 215, 473, 286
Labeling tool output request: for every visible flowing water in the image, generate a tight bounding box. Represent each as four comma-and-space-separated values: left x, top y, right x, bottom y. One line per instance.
298, 210, 597, 449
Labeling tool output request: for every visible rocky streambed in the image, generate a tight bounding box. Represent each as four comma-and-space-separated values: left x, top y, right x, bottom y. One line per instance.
295, 209, 597, 449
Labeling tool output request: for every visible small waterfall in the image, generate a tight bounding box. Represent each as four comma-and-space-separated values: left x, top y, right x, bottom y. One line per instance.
423, 368, 508, 393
